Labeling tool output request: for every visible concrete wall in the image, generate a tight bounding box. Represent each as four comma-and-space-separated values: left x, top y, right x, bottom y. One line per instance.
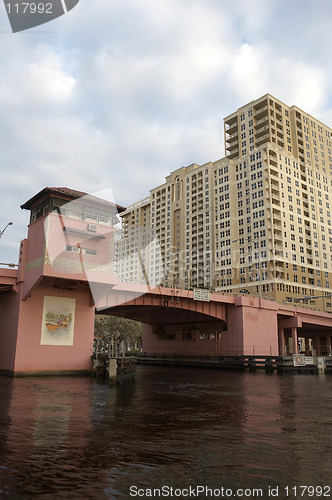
12, 281, 95, 375
141, 297, 279, 356
0, 278, 96, 375
0, 290, 20, 373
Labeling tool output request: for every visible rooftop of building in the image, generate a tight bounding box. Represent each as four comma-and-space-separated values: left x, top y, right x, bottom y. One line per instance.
223, 93, 332, 132
21, 187, 126, 213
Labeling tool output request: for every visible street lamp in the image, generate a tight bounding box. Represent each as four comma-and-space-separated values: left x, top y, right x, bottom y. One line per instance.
232, 236, 262, 300
0, 222, 13, 239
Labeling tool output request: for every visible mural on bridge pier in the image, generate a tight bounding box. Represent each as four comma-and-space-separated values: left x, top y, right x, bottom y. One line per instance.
41, 296, 75, 346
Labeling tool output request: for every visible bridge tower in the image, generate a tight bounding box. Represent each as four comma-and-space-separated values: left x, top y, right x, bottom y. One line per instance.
0, 187, 123, 376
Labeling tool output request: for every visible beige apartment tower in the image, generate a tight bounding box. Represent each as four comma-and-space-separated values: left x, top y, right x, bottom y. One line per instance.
116, 94, 332, 311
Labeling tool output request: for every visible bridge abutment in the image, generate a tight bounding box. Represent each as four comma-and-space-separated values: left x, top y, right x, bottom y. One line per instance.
1, 279, 95, 376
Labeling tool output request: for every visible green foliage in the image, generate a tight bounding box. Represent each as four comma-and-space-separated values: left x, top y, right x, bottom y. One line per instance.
94, 315, 142, 348
45, 312, 56, 322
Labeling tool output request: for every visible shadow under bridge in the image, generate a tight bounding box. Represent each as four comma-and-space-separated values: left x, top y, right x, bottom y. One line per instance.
96, 288, 227, 335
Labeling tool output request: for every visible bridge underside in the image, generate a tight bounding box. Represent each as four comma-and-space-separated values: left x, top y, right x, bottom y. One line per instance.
97, 304, 227, 333
0, 269, 17, 296
286, 323, 332, 355
0, 284, 14, 295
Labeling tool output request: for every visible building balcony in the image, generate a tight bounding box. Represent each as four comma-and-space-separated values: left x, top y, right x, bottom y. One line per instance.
255, 125, 270, 138
254, 105, 268, 117
226, 149, 239, 159
225, 122, 238, 136
273, 232, 282, 242
270, 228, 282, 239
269, 167, 279, 178
255, 115, 269, 127
225, 115, 238, 129
226, 141, 239, 152
256, 134, 270, 146
275, 111, 282, 122
225, 132, 239, 144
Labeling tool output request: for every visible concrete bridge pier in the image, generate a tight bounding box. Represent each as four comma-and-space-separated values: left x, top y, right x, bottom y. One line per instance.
279, 328, 286, 355
292, 327, 298, 355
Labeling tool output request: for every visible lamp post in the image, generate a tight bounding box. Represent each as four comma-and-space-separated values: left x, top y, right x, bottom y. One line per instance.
0, 222, 13, 239
232, 236, 262, 300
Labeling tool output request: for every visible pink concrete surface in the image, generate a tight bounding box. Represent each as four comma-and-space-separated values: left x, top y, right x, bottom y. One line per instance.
141, 299, 278, 356
0, 290, 21, 373
137, 294, 332, 356
12, 280, 95, 374
0, 196, 117, 375
0, 267, 17, 285
22, 213, 117, 301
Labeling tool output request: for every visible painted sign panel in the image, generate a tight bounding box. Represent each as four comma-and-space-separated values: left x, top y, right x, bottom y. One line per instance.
40, 296, 75, 346
293, 354, 305, 366
193, 288, 210, 302
293, 354, 314, 366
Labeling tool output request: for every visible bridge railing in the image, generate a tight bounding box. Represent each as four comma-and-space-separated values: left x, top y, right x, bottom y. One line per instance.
93, 338, 126, 358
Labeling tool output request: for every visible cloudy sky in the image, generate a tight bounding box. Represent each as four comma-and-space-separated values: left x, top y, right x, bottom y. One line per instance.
1, 0, 332, 262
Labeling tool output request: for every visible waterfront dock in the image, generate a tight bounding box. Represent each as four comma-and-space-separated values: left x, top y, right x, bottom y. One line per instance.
135, 353, 332, 374
92, 354, 136, 384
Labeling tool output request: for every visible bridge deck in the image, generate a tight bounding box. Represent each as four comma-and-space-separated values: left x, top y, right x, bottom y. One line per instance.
0, 267, 17, 295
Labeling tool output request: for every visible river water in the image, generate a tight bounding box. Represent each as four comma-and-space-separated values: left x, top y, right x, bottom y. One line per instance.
0, 366, 331, 499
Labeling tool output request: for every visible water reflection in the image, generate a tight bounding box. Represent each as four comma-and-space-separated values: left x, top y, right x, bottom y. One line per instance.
0, 369, 331, 498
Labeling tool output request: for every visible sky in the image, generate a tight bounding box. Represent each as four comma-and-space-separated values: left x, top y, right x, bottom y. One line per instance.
1, 0, 332, 263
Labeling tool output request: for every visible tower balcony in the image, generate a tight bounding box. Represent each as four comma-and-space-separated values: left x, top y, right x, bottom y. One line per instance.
255, 125, 270, 138
226, 141, 239, 152
254, 105, 268, 118
225, 120, 238, 135
256, 133, 270, 146
269, 167, 279, 178
226, 149, 239, 159
225, 131, 239, 144
255, 115, 269, 128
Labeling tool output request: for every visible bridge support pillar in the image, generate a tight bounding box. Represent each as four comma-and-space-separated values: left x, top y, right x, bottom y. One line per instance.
1, 280, 96, 376
224, 298, 279, 356
291, 327, 298, 355
305, 337, 311, 355
278, 328, 285, 355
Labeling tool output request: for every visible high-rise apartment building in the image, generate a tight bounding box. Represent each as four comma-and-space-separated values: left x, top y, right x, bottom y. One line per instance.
116, 94, 332, 311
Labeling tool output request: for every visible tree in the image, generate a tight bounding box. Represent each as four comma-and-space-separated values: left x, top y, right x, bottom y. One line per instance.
94, 315, 142, 351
